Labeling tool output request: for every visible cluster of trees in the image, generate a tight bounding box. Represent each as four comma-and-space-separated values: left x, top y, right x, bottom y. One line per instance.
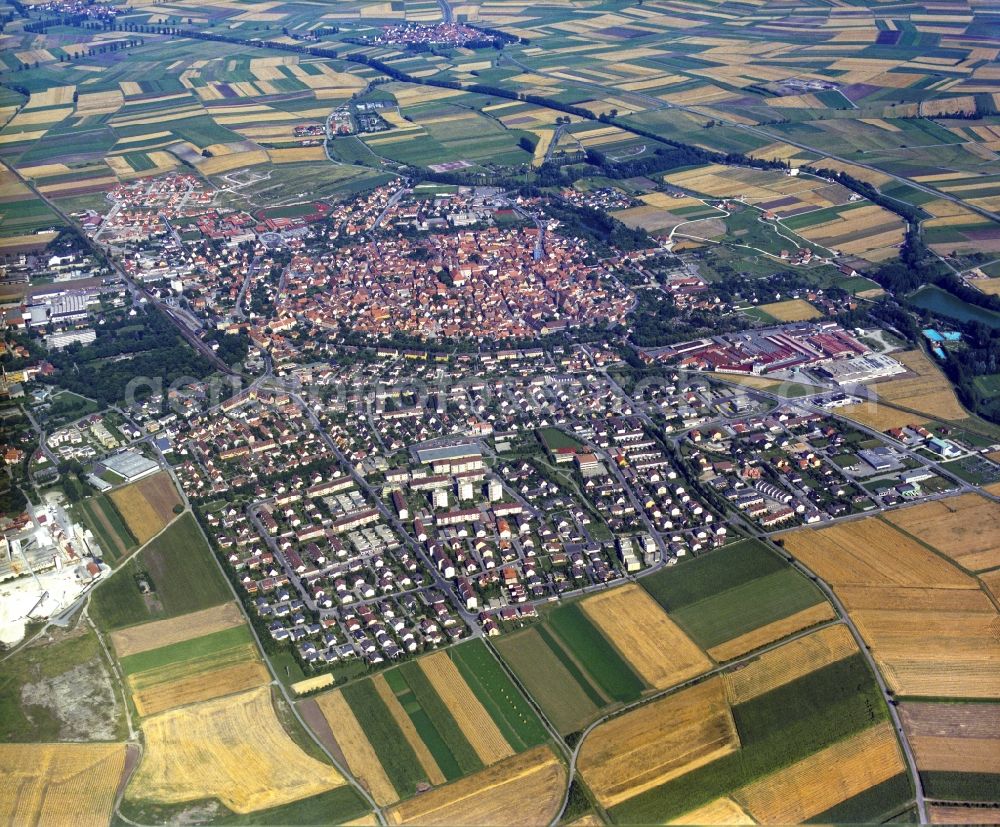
43, 306, 214, 407
543, 200, 653, 254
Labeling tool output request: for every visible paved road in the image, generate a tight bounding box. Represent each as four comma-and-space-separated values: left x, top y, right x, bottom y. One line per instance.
436, 0, 453, 23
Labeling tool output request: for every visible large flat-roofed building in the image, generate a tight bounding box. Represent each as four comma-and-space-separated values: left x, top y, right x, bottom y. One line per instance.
416, 443, 482, 464
96, 450, 160, 483
815, 353, 906, 385
416, 443, 484, 474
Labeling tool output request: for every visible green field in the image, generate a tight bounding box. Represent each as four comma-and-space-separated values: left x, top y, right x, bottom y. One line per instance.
920, 771, 1000, 803
494, 627, 602, 736
121, 785, 369, 827
537, 426, 587, 452
75, 493, 137, 565
118, 624, 253, 677
609, 655, 890, 823
642, 539, 825, 653
389, 662, 482, 779
90, 513, 230, 630
547, 604, 645, 702
641, 539, 785, 610
807, 773, 913, 824
341, 679, 428, 797
670, 567, 826, 650
449, 641, 549, 751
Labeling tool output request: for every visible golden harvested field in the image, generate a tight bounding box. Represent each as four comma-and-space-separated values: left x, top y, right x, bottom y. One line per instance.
758, 298, 822, 321
669, 797, 756, 825
783, 520, 999, 698
724, 624, 857, 704
851, 610, 1000, 698
197, 149, 269, 175
981, 568, 1000, 603
929, 805, 1000, 824
883, 493, 1000, 571
111, 602, 243, 658
385, 746, 565, 827
128, 686, 345, 813
108, 471, 182, 544
268, 147, 327, 163
315, 690, 398, 806
581, 584, 711, 690
578, 677, 738, 808
707, 602, 836, 662
872, 349, 967, 420
780, 519, 976, 590
291, 673, 335, 695
0, 743, 127, 827
372, 674, 445, 785
839, 400, 926, 432
132, 660, 270, 717
900, 703, 1000, 774
838, 585, 995, 613
733, 723, 905, 823
419, 651, 513, 765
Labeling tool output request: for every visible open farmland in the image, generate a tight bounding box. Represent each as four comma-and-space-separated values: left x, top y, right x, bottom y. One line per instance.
732, 721, 907, 823
109, 601, 244, 658
578, 677, 739, 808
384, 745, 565, 827
418, 650, 513, 766
883, 493, 1000, 572
900, 703, 1000, 776
108, 471, 182, 545
869, 350, 968, 421
547, 603, 645, 702
607, 654, 899, 824
90, 513, 231, 631
75, 491, 137, 565
723, 624, 858, 704
121, 623, 267, 717
579, 584, 711, 690
840, 401, 930, 431
0, 743, 128, 827
668, 797, 755, 825
127, 685, 346, 813
781, 518, 1000, 698
642, 539, 830, 660
494, 626, 603, 736
313, 640, 547, 803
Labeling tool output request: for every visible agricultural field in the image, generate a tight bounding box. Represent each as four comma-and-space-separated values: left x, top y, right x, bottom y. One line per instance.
578, 677, 739, 809
107, 471, 183, 545
0, 742, 129, 827
781, 516, 1000, 698
870, 349, 969, 422
578, 584, 711, 690
74, 490, 137, 565
89, 512, 231, 631
126, 685, 349, 814
308, 640, 548, 805
663, 165, 904, 262
641, 539, 832, 661
384, 745, 565, 827
900, 702, 1000, 788
883, 493, 1000, 572
117, 616, 268, 718
601, 651, 908, 824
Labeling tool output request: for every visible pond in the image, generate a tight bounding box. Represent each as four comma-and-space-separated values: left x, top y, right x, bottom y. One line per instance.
909, 285, 1000, 330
